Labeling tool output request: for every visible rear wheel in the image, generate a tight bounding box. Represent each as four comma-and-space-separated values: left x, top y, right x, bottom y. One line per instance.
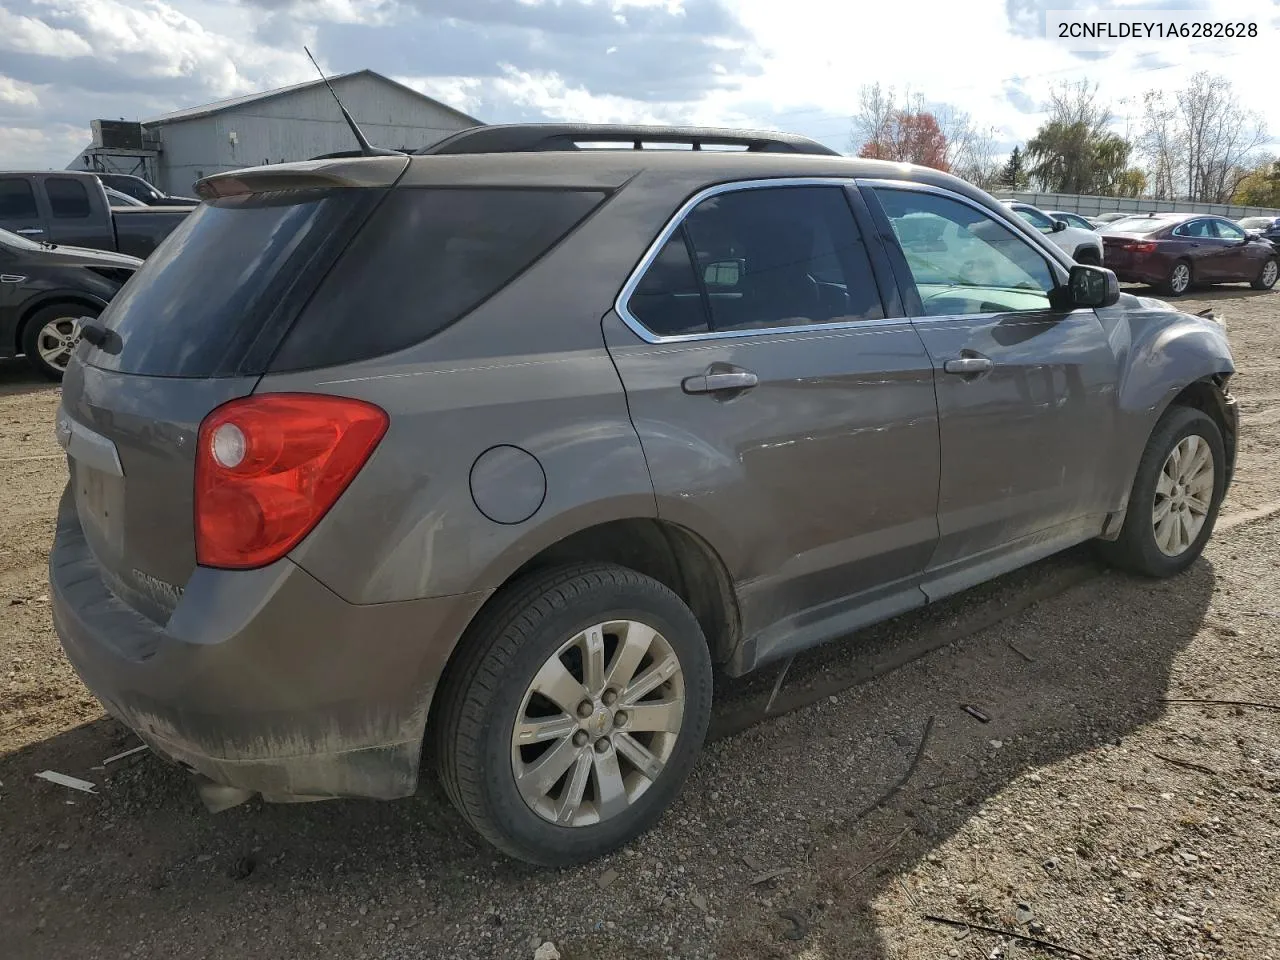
1163, 260, 1192, 297
433, 563, 713, 866
1252, 257, 1278, 290
21, 304, 96, 380
1096, 406, 1225, 577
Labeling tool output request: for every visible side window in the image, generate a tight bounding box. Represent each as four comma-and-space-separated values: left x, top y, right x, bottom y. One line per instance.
1175, 219, 1213, 238
681, 186, 884, 332
627, 227, 711, 337
873, 188, 1056, 317
1013, 206, 1054, 233
46, 178, 91, 219
1213, 219, 1245, 240
0, 179, 38, 219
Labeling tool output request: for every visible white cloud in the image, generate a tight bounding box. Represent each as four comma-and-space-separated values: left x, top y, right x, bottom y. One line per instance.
2, 0, 1276, 171
0, 76, 41, 108
0, 6, 93, 57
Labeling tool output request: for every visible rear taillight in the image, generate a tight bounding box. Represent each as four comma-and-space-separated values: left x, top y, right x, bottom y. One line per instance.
1119, 240, 1157, 253
195, 394, 388, 569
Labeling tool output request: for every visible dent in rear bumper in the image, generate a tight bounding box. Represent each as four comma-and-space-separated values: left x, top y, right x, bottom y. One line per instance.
49, 488, 491, 800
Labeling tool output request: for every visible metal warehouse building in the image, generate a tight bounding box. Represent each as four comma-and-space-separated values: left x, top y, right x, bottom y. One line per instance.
69, 70, 482, 196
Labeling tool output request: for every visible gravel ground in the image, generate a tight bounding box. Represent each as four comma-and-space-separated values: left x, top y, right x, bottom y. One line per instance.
1, 286, 1278, 960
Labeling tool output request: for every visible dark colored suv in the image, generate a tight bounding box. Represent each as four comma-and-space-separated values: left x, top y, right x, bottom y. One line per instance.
49, 125, 1237, 866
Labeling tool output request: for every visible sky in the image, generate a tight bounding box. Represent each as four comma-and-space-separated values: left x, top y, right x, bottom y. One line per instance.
1, 0, 1278, 170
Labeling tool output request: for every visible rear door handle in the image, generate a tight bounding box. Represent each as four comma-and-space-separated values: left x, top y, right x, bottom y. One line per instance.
682, 370, 759, 394
943, 356, 994, 376
15, 228, 43, 236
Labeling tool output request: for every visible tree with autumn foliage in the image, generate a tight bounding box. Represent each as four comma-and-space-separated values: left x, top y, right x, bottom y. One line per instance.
858, 108, 950, 171
849, 84, 1000, 186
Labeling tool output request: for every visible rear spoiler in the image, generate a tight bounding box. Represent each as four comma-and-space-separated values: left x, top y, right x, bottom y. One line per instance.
195, 156, 410, 200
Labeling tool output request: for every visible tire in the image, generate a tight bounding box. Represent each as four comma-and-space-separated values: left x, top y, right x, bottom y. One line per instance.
433, 563, 713, 866
1162, 259, 1192, 297
1095, 406, 1225, 578
21, 303, 97, 380
1251, 257, 1278, 291
1074, 246, 1101, 266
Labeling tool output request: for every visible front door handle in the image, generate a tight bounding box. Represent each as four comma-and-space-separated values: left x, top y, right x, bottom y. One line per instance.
15, 228, 43, 236
682, 369, 759, 394
943, 356, 994, 376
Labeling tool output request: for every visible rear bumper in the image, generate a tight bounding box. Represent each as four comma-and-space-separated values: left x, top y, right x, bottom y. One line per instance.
49, 488, 489, 801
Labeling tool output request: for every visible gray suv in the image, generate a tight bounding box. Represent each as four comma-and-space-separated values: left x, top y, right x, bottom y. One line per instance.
49, 124, 1237, 866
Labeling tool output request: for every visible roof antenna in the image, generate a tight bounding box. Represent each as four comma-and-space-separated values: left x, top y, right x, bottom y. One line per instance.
304, 47, 400, 157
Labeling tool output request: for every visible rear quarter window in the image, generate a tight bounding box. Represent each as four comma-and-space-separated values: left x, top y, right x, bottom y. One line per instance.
269, 188, 605, 371
47, 178, 91, 218
89, 188, 385, 377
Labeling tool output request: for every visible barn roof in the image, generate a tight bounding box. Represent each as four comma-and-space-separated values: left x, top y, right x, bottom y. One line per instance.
144, 69, 482, 127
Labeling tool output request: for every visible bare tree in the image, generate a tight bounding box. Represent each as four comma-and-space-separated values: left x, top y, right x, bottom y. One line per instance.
849, 83, 896, 155
1138, 91, 1181, 199
1138, 73, 1267, 202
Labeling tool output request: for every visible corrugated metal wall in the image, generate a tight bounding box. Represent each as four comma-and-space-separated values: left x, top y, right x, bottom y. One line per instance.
1008, 191, 1280, 219
150, 74, 474, 195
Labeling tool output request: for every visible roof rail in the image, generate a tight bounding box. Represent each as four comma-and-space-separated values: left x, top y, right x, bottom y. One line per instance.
417, 123, 840, 157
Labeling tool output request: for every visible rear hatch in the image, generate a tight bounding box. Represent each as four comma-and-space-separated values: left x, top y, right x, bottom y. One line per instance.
60, 157, 406, 624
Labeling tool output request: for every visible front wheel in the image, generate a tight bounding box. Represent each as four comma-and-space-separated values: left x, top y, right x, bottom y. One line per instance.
433, 564, 713, 866
1252, 257, 1278, 290
21, 304, 97, 380
1096, 406, 1225, 577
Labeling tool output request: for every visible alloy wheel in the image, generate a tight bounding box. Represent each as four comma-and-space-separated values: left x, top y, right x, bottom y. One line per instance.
1262, 260, 1278, 288
35, 317, 82, 371
1170, 263, 1191, 294
511, 619, 685, 827
1152, 434, 1214, 557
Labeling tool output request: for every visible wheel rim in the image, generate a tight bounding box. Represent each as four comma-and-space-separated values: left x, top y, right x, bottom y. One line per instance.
1263, 261, 1278, 287
1152, 434, 1214, 557
35, 317, 82, 370
511, 619, 685, 827
1171, 264, 1190, 293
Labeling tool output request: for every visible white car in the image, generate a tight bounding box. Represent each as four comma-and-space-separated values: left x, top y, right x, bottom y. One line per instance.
1000, 200, 1104, 265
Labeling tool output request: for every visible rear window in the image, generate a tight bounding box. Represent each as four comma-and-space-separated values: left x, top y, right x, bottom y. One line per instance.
47, 178, 91, 218
89, 188, 384, 377
268, 187, 605, 372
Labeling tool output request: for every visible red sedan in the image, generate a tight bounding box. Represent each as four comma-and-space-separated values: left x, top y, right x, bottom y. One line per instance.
1101, 213, 1279, 296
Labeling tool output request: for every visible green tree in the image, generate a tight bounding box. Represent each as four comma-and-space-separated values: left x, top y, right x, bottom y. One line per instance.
1233, 160, 1280, 207
999, 146, 1027, 190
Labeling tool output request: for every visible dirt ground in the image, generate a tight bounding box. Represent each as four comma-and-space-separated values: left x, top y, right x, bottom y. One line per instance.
1, 286, 1278, 960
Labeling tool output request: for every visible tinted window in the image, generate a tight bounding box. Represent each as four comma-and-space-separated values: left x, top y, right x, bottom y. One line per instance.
1213, 219, 1245, 240
627, 228, 711, 337
1174, 219, 1214, 238
0, 179, 38, 219
270, 188, 605, 371
667, 186, 883, 333
874, 188, 1055, 316
47, 178, 91, 218
91, 188, 385, 377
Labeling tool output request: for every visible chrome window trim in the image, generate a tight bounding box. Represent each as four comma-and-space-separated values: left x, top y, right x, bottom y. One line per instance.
613, 176, 915, 345
614, 175, 1078, 345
